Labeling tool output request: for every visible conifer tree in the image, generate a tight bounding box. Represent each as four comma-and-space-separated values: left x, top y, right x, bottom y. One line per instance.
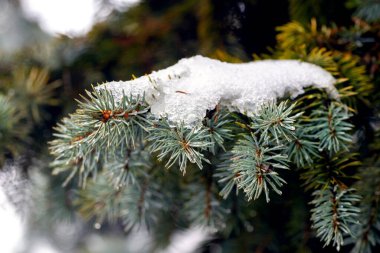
1, 1, 380, 252
49, 46, 378, 253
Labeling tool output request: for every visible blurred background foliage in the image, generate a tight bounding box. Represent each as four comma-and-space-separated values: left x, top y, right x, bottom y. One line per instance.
0, 0, 379, 252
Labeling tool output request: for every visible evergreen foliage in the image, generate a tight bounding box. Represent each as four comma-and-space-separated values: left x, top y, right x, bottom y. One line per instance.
0, 67, 59, 163
49, 79, 365, 252
0, 94, 26, 164
310, 186, 361, 251
147, 120, 212, 173
2, 1, 380, 252
43, 3, 377, 248
347, 0, 380, 22
349, 161, 380, 252
47, 11, 380, 250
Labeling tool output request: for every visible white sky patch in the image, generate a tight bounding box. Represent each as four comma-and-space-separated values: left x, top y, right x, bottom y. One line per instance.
99, 55, 337, 126
20, 0, 140, 36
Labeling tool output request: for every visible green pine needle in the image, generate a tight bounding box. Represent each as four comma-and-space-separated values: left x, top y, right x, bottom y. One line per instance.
310, 186, 361, 251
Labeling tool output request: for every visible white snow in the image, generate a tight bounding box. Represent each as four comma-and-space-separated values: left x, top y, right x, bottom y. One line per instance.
0, 166, 26, 253
159, 226, 212, 253
98, 55, 337, 126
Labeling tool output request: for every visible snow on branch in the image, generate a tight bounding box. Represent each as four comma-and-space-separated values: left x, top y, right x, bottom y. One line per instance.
98, 55, 337, 126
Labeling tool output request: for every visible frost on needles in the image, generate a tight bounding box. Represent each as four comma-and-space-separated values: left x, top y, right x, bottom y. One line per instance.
50, 55, 361, 251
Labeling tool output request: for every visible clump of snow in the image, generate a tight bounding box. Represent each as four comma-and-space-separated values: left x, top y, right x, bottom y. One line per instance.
98, 55, 337, 126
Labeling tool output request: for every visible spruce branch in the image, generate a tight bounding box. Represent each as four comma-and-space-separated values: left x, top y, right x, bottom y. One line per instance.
0, 94, 29, 163
349, 162, 380, 253
203, 108, 234, 154
76, 175, 165, 231
216, 101, 300, 202
11, 67, 61, 122
301, 152, 361, 191
215, 152, 238, 199
121, 178, 165, 231
77, 87, 149, 146
184, 181, 229, 231
231, 134, 288, 202
251, 100, 302, 144
76, 177, 127, 225
49, 87, 150, 186
46, 54, 366, 253
309, 103, 354, 155
287, 127, 320, 168
40, 8, 380, 252
310, 186, 361, 251
147, 120, 213, 174
104, 149, 152, 188
349, 0, 380, 23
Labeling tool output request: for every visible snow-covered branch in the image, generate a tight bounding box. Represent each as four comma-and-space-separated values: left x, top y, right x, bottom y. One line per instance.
99, 55, 337, 125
